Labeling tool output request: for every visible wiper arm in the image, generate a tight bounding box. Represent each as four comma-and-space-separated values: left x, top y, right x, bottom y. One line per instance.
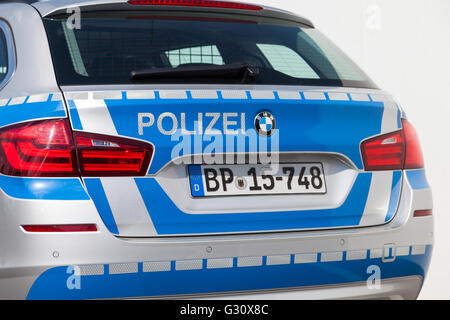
130, 62, 260, 84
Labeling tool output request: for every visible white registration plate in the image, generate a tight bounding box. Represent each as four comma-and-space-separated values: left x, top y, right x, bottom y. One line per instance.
188, 163, 326, 197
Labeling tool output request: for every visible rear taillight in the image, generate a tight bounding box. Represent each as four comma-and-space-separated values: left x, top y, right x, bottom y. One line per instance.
402, 120, 424, 169
360, 130, 405, 171
74, 132, 153, 176
0, 120, 75, 177
127, 0, 263, 10
0, 119, 153, 177
361, 119, 424, 171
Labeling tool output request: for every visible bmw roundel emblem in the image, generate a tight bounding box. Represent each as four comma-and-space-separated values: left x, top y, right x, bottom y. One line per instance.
254, 111, 276, 136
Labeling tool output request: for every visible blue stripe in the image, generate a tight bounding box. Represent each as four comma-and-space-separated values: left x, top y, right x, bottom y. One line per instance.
26, 245, 432, 300
406, 169, 430, 190
397, 104, 402, 129
273, 91, 280, 100
385, 171, 402, 222
134, 173, 372, 235
67, 100, 83, 130
84, 178, 119, 234
0, 175, 89, 200
0, 99, 66, 128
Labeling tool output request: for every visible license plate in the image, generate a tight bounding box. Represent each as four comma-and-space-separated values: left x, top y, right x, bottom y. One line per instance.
188, 163, 326, 197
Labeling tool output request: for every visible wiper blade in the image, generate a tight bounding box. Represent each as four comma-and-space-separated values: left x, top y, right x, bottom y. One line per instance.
130, 62, 260, 84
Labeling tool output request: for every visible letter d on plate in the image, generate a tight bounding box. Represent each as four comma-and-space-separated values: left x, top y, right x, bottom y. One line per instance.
188, 165, 205, 197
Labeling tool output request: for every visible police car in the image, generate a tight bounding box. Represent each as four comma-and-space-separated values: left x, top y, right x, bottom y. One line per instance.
0, 0, 433, 299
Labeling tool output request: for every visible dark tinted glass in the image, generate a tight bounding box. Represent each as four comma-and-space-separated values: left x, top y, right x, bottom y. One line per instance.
0, 31, 8, 84
43, 13, 376, 88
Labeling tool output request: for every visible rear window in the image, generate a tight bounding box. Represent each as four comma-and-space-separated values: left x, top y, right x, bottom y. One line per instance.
43, 12, 376, 88
0, 30, 8, 84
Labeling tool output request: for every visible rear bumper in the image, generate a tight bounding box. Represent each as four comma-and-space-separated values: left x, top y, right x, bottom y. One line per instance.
0, 223, 434, 299
0, 242, 432, 300
0, 170, 433, 299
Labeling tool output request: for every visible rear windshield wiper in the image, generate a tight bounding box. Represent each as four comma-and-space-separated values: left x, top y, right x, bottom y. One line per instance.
130, 62, 260, 84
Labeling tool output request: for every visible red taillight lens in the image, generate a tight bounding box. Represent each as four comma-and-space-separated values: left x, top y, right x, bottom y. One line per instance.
0, 119, 153, 177
22, 224, 98, 232
403, 120, 424, 169
361, 119, 424, 171
74, 132, 153, 176
0, 119, 75, 176
127, 0, 263, 10
360, 131, 405, 171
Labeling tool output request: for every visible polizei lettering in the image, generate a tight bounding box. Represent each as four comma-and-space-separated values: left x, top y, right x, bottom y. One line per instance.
138, 112, 246, 135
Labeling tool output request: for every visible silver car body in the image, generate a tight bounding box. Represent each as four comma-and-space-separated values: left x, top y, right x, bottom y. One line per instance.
0, 0, 433, 299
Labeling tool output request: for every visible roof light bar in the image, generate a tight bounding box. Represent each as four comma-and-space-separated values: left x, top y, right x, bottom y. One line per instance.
127, 0, 263, 11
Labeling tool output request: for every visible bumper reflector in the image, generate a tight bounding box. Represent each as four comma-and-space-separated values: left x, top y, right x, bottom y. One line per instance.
413, 210, 432, 217
22, 224, 98, 232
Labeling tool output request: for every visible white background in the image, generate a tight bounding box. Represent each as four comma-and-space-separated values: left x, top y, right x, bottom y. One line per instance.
250, 0, 450, 299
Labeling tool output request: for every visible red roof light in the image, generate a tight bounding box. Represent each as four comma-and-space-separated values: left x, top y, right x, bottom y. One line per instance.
127, 0, 263, 11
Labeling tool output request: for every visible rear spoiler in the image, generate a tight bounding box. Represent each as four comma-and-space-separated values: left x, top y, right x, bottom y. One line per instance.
30, 0, 314, 27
